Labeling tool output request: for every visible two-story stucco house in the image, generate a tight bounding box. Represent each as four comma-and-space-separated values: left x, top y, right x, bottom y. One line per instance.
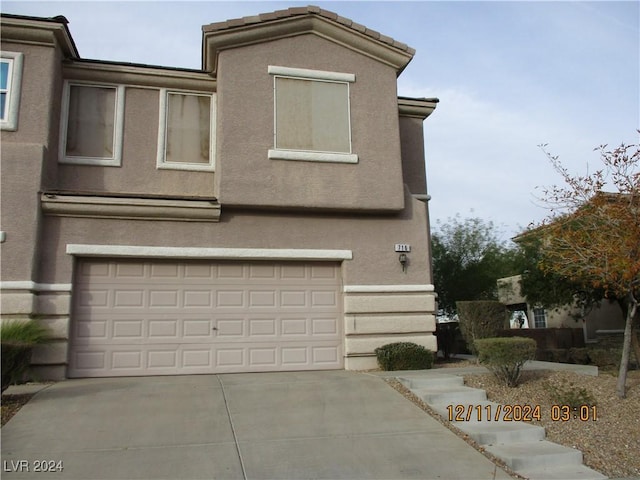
0, 6, 439, 380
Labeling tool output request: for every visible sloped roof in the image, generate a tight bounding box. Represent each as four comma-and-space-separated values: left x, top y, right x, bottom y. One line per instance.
202, 5, 416, 75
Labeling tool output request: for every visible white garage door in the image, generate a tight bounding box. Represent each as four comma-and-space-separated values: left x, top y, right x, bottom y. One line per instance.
68, 259, 343, 378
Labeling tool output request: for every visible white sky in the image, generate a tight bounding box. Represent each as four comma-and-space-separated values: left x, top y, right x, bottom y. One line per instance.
3, 1, 638, 242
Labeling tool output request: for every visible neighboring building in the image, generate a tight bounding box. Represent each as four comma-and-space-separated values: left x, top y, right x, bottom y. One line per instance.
0, 7, 439, 379
497, 275, 625, 341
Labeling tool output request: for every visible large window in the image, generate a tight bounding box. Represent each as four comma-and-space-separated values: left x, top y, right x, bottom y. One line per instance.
533, 307, 547, 329
0, 51, 24, 131
268, 66, 357, 164
59, 82, 125, 166
157, 90, 215, 171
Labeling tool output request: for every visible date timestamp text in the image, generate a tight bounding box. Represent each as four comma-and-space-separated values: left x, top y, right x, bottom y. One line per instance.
447, 404, 597, 422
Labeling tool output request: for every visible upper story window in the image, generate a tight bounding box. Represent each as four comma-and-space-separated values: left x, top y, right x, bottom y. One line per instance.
533, 307, 547, 328
0, 51, 24, 131
59, 82, 125, 166
157, 89, 215, 171
267, 66, 357, 164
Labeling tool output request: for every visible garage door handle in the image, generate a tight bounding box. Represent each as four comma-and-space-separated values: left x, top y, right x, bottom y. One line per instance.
212, 326, 218, 331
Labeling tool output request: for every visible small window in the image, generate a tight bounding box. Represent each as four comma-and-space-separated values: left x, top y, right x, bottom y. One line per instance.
268, 66, 357, 164
0, 51, 24, 131
157, 90, 215, 171
59, 82, 125, 166
533, 308, 547, 328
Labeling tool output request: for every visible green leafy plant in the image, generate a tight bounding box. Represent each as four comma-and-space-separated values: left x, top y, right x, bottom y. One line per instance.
1, 320, 52, 392
475, 337, 536, 387
545, 379, 597, 408
456, 301, 508, 354
374, 342, 434, 371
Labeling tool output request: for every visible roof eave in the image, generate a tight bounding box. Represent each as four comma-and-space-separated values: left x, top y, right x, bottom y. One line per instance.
398, 97, 439, 120
0, 14, 79, 59
202, 14, 414, 77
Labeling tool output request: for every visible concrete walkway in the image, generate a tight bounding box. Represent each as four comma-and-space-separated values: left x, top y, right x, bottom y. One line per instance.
1, 371, 514, 480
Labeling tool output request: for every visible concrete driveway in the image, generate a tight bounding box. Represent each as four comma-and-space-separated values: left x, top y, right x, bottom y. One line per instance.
1, 371, 512, 479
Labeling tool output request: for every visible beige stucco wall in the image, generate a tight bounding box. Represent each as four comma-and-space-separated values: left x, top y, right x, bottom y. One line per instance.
55, 87, 217, 197
215, 33, 405, 212
37, 188, 432, 286
399, 116, 427, 196
0, 40, 64, 283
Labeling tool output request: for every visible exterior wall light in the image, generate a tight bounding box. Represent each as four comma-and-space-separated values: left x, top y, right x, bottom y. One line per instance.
399, 253, 408, 273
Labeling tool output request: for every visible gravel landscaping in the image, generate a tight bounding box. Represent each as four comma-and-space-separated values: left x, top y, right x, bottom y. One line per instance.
1, 393, 34, 426
464, 369, 640, 479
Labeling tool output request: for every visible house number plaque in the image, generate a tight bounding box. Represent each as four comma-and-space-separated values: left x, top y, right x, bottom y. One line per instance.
394, 244, 411, 252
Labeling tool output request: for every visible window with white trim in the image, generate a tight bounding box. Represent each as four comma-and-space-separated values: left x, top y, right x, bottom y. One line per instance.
533, 307, 547, 328
268, 66, 357, 164
157, 90, 215, 171
59, 82, 125, 166
0, 51, 24, 131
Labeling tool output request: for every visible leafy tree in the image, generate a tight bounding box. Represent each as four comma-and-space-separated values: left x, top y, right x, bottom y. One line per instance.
524, 137, 639, 398
516, 235, 606, 323
432, 215, 520, 315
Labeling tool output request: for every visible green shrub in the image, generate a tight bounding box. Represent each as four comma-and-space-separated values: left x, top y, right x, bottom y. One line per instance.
547, 348, 569, 364
456, 301, 507, 355
568, 348, 589, 365
475, 337, 536, 387
587, 347, 620, 367
545, 379, 597, 408
374, 342, 434, 371
1, 320, 52, 392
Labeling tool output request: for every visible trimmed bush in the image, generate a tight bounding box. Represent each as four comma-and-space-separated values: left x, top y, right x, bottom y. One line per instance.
587, 347, 620, 368
374, 342, 434, 371
547, 348, 569, 364
568, 347, 589, 365
475, 337, 536, 387
1, 320, 52, 392
456, 301, 507, 354
545, 379, 596, 408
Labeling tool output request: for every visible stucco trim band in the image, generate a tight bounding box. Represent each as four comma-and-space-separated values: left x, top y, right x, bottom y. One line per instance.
0, 281, 72, 292
41, 193, 222, 222
66, 245, 353, 261
268, 65, 355, 82
344, 284, 434, 293
268, 149, 358, 164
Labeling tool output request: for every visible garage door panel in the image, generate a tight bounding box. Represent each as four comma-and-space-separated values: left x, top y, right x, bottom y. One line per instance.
114, 289, 145, 308
69, 260, 343, 377
149, 290, 180, 308
183, 290, 214, 307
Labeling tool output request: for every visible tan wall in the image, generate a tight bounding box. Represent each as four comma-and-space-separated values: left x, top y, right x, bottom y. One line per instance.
545, 301, 625, 340
399, 116, 427, 196
37, 188, 432, 286
0, 41, 61, 284
0, 143, 46, 281
216, 34, 405, 212
55, 87, 217, 197
0, 41, 61, 151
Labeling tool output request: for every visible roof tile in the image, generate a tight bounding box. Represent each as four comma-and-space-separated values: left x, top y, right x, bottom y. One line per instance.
202, 5, 413, 57
318, 8, 338, 20
335, 15, 353, 27
349, 21, 367, 33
